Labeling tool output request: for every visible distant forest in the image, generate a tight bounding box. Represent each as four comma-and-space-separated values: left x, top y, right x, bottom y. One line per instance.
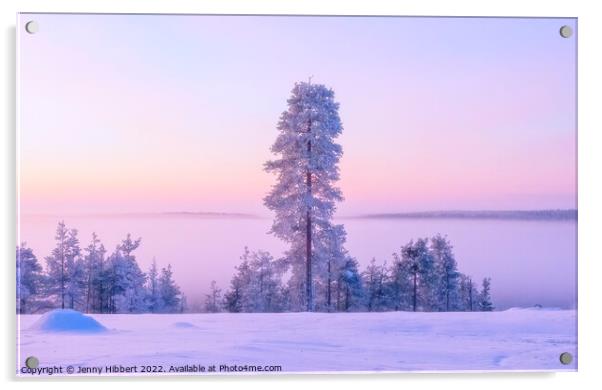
17, 221, 185, 314
353, 209, 577, 221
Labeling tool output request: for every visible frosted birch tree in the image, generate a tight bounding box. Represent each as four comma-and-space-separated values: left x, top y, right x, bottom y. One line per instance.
264, 81, 346, 311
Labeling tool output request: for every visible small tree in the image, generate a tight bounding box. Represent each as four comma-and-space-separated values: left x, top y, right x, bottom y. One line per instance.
362, 258, 388, 312
336, 257, 363, 311
430, 234, 460, 311
479, 277, 494, 311
224, 256, 252, 313
116, 235, 146, 313
83, 233, 105, 313
398, 239, 435, 312
16, 243, 43, 314
146, 258, 163, 313
45, 221, 82, 309
204, 280, 222, 313
159, 264, 181, 313
458, 274, 478, 311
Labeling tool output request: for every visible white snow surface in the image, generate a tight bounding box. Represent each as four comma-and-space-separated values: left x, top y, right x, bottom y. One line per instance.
18, 309, 576, 375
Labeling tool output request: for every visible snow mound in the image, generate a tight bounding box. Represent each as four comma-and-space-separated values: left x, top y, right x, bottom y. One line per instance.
30, 309, 107, 333
504, 306, 563, 312
172, 322, 197, 329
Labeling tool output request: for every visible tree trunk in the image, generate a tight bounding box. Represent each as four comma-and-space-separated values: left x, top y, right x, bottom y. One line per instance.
468, 280, 473, 311
60, 246, 65, 310
86, 272, 92, 313
412, 272, 417, 312
305, 118, 313, 312
336, 278, 341, 311
327, 258, 332, 312
446, 274, 450, 311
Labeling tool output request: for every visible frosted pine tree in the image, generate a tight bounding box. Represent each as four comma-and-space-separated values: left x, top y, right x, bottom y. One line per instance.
146, 258, 163, 313
362, 258, 388, 312
478, 277, 494, 311
115, 234, 147, 313
224, 253, 252, 313
204, 280, 222, 313
459, 274, 478, 311
398, 238, 435, 311
247, 249, 285, 312
224, 248, 285, 312
83, 232, 105, 313
159, 264, 181, 313
430, 234, 460, 311
264, 81, 345, 311
16, 243, 43, 314
335, 257, 364, 311
389, 251, 413, 311
314, 224, 348, 311
45, 221, 82, 309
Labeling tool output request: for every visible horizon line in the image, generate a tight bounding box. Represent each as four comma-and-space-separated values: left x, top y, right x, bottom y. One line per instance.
21, 208, 578, 221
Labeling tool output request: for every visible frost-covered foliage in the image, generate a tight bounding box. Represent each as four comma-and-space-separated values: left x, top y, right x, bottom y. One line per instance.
479, 277, 494, 312
111, 235, 147, 313
362, 258, 389, 312
430, 234, 460, 311
18, 221, 184, 314
223, 235, 492, 313
44, 221, 82, 310
158, 264, 181, 313
82, 233, 105, 313
223, 248, 286, 313
384, 235, 469, 312
459, 274, 479, 311
264, 81, 346, 311
220, 81, 495, 314
204, 280, 222, 313
334, 257, 364, 311
16, 243, 44, 314
146, 259, 163, 313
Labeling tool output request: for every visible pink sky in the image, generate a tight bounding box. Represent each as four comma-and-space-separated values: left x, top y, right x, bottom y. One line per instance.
18, 15, 576, 216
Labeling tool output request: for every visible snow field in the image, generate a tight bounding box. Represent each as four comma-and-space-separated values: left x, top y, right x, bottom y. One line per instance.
17, 308, 576, 375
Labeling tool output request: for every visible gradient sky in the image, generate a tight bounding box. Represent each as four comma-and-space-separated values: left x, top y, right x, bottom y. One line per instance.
19, 14, 577, 216
17, 15, 577, 309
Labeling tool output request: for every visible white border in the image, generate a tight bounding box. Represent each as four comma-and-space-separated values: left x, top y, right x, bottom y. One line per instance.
3, 0, 601, 389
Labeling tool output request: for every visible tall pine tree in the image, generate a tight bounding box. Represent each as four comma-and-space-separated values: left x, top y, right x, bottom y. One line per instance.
264, 81, 345, 311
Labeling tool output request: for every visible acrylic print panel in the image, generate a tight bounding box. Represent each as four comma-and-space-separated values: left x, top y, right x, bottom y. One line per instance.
16, 13, 577, 376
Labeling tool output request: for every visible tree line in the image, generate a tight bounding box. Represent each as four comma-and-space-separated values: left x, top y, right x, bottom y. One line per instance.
204, 233, 493, 313
16, 221, 185, 314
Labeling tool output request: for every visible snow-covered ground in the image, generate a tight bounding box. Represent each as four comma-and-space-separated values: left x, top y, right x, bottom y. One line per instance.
17, 308, 577, 376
